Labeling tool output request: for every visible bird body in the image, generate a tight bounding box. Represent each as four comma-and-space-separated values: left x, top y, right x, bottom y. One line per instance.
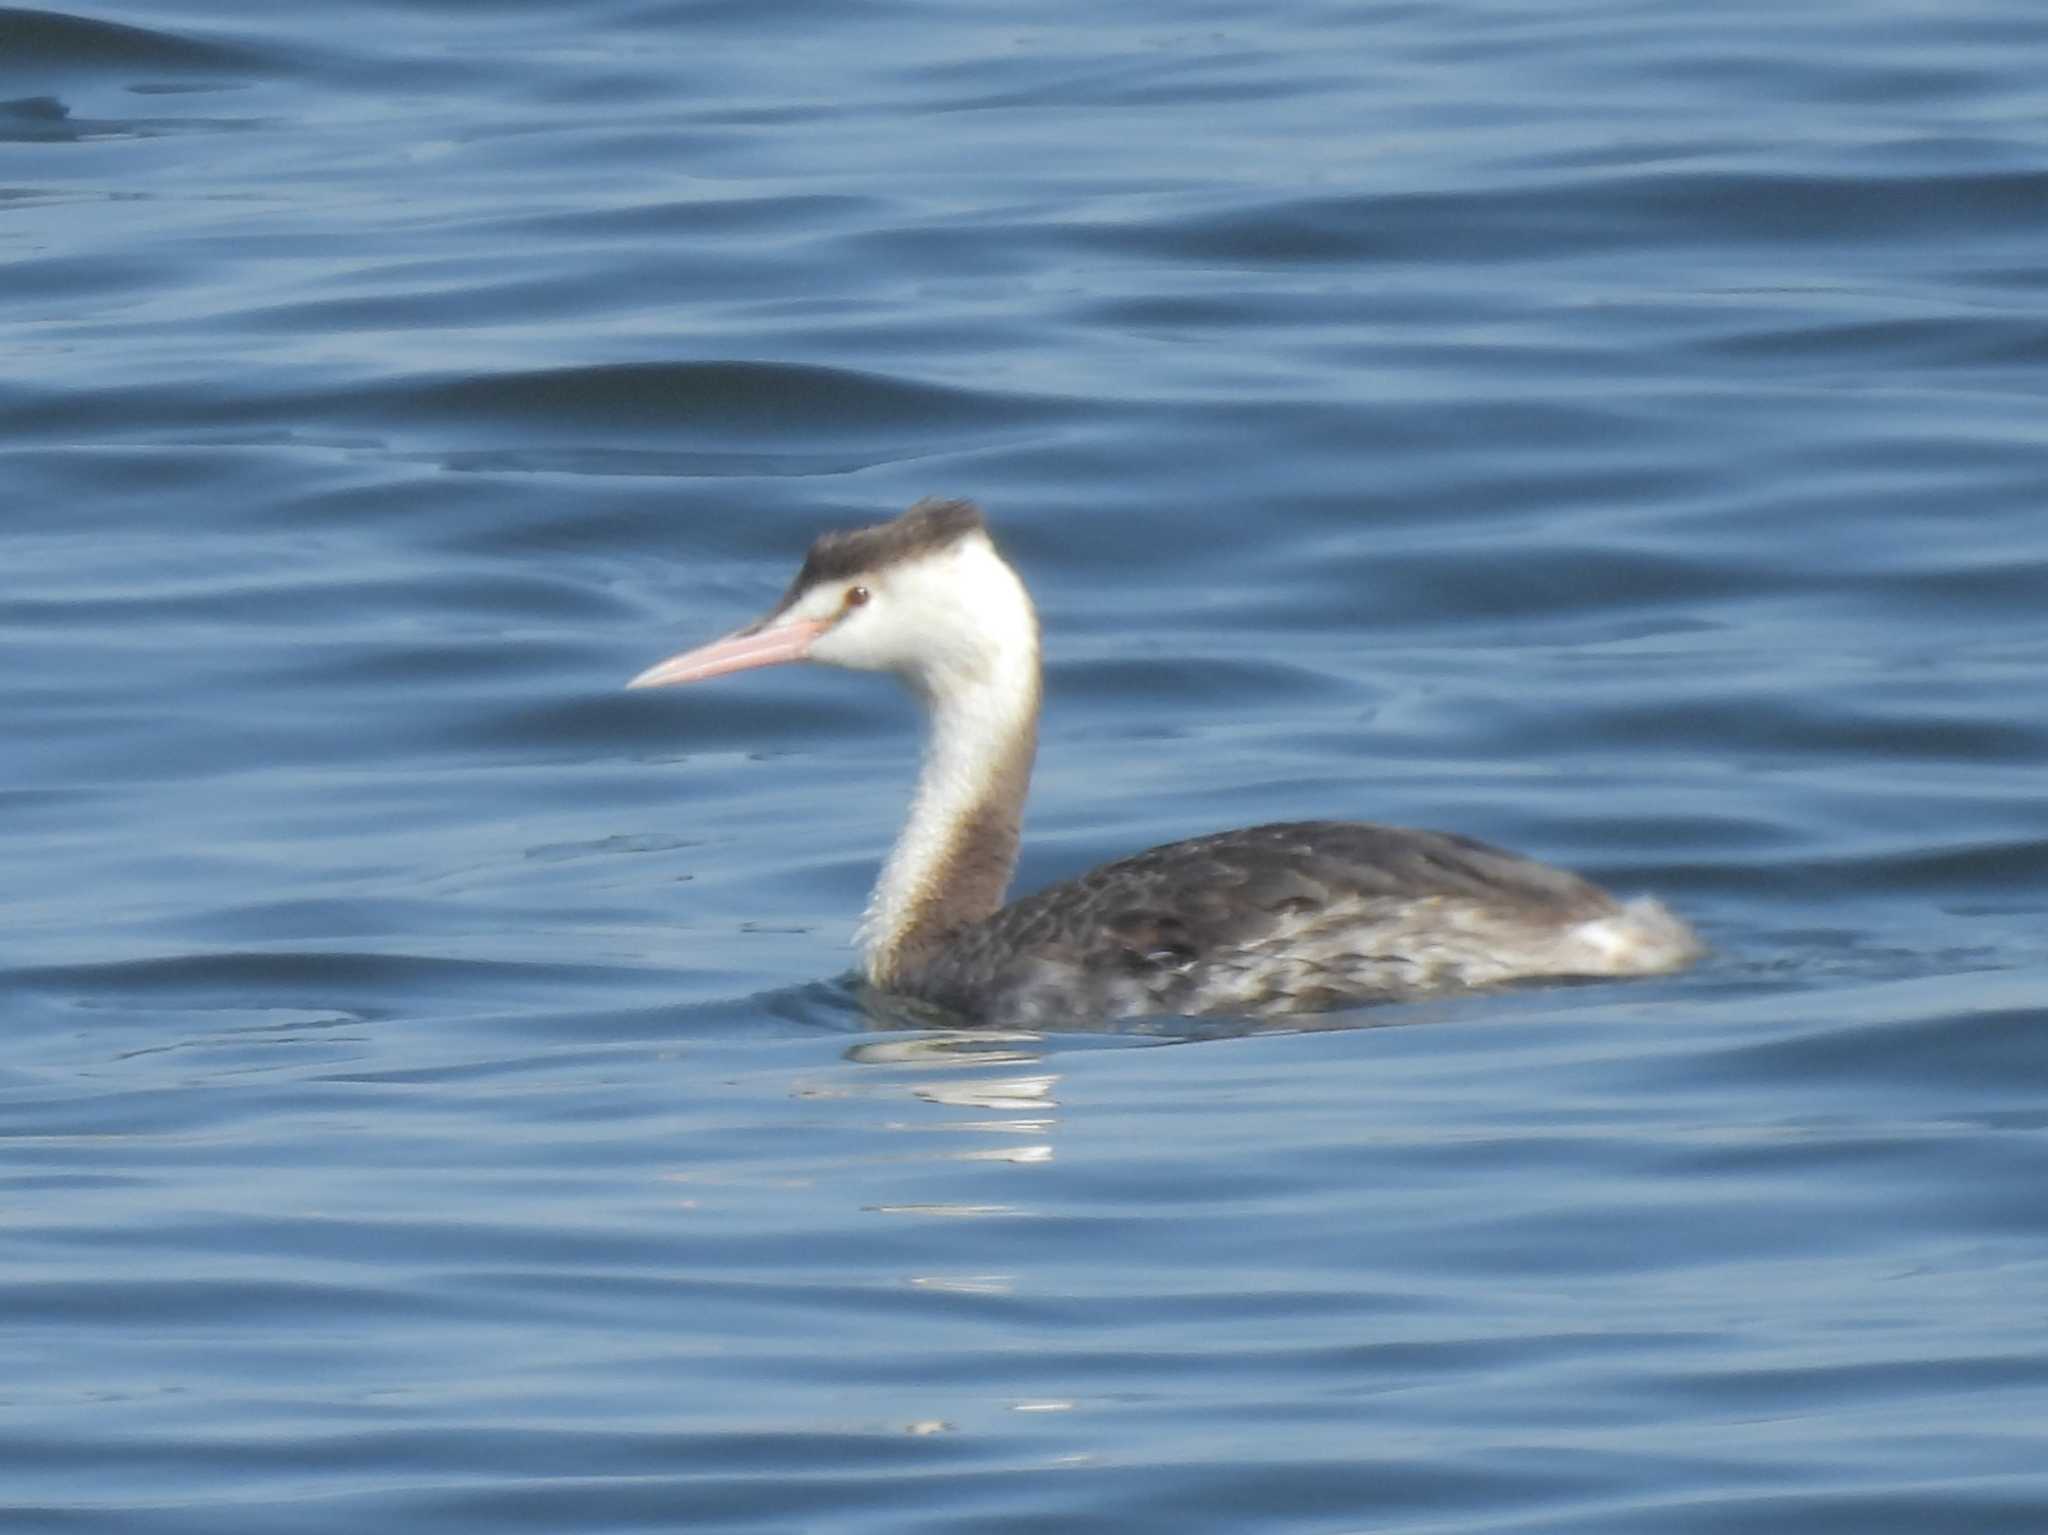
629, 500, 1699, 1025
898, 820, 1697, 1027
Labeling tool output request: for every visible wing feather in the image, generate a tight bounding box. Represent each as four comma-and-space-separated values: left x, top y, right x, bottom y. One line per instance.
904, 821, 1629, 1025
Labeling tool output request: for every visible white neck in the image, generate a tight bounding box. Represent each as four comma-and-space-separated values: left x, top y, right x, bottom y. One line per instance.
856, 588, 1040, 986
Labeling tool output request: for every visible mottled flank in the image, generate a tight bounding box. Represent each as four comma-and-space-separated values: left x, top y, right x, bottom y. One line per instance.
895, 821, 1703, 1028
1563, 898, 1702, 976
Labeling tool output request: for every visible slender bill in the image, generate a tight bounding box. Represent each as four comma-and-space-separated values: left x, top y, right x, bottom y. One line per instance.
626, 617, 832, 689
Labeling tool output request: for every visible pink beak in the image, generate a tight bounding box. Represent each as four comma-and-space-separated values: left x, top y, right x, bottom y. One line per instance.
626, 616, 832, 690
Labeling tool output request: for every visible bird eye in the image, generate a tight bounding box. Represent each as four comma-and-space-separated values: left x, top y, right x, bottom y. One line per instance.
844, 585, 871, 608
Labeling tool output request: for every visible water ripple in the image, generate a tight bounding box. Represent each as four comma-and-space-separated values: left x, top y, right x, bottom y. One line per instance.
5, 0, 2048, 1529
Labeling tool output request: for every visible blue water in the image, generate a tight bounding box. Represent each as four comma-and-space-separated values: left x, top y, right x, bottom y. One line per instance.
6, 0, 2048, 1528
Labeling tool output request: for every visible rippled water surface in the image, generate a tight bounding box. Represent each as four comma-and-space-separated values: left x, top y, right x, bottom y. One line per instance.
6, 1, 2048, 1529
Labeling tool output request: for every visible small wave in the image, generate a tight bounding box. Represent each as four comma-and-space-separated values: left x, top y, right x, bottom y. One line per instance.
2, 6, 275, 74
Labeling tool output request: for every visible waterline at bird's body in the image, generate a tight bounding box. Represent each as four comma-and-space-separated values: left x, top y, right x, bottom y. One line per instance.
629, 499, 1700, 1026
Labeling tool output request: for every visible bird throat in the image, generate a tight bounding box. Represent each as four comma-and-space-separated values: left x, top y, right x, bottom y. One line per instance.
858, 658, 1040, 986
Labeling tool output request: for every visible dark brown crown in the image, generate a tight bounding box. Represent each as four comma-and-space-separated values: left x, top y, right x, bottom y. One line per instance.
789, 498, 986, 594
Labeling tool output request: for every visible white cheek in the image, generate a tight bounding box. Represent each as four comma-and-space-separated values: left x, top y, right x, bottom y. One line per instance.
787, 588, 847, 625
795, 536, 1024, 680
809, 606, 897, 670
816, 623, 870, 668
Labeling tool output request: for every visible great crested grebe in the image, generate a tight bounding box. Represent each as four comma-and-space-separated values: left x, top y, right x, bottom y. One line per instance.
629, 499, 1700, 1026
